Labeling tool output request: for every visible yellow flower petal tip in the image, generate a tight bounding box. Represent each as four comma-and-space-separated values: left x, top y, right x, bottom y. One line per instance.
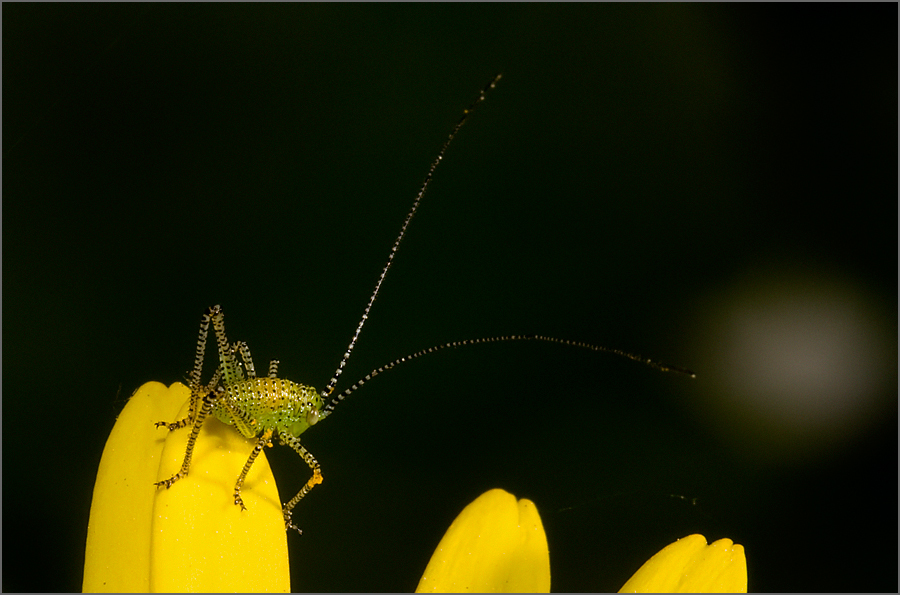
619, 534, 747, 593
84, 382, 290, 593
416, 489, 551, 593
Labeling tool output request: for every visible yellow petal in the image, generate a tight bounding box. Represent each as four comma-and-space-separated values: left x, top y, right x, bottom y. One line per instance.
83, 382, 290, 593
416, 489, 550, 593
618, 534, 747, 593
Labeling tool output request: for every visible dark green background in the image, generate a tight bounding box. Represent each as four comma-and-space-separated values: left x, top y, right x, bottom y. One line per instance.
4, 5, 896, 592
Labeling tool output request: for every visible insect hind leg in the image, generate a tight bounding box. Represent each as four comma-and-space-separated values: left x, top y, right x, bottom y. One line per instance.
155, 307, 221, 431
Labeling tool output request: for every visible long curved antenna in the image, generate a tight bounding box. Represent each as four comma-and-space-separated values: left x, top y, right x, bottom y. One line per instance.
321, 74, 502, 399
320, 335, 694, 418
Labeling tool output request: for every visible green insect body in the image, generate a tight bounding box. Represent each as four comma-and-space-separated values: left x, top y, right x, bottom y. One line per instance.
206, 311, 325, 441
215, 377, 324, 440
156, 304, 327, 532
154, 73, 692, 535
155, 76, 506, 533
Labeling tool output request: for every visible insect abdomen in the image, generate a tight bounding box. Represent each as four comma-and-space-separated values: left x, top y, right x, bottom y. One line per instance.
214, 377, 323, 438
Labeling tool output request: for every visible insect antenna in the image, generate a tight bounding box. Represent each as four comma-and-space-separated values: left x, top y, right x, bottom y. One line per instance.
320, 335, 694, 417
320, 74, 502, 399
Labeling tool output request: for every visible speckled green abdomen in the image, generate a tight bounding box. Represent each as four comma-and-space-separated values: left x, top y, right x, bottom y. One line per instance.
214, 378, 324, 439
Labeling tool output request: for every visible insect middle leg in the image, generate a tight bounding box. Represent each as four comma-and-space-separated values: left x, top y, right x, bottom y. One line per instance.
277, 430, 323, 533
235, 340, 258, 379
232, 428, 275, 512
232, 337, 280, 379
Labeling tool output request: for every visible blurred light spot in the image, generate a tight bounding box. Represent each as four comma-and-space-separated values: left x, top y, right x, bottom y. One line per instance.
684, 263, 895, 464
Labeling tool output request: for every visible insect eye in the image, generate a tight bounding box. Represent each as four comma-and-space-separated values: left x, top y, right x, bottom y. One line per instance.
307, 408, 319, 427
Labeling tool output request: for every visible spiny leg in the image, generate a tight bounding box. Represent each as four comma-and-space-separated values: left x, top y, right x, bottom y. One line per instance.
216, 392, 258, 439
278, 429, 323, 533
189, 306, 214, 390
156, 308, 217, 430
268, 359, 280, 378
209, 305, 245, 384
236, 341, 258, 379
155, 389, 200, 431
205, 364, 224, 391
232, 428, 275, 511
155, 388, 219, 488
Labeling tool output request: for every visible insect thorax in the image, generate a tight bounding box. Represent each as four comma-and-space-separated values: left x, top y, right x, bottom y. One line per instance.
213, 377, 324, 438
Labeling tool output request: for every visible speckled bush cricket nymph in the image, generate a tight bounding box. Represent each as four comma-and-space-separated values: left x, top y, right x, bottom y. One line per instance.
154, 74, 694, 533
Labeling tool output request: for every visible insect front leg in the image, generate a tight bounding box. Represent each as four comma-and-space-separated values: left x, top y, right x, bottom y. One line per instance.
155, 387, 221, 489
277, 429, 323, 533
